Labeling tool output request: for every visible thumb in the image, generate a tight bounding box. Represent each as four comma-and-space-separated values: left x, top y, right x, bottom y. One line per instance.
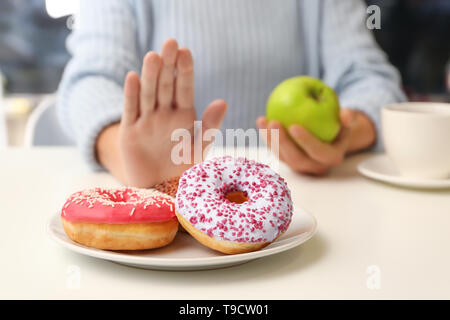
197, 99, 227, 161
201, 99, 228, 131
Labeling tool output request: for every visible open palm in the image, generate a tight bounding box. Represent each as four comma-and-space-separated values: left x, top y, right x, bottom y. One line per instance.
119, 39, 227, 188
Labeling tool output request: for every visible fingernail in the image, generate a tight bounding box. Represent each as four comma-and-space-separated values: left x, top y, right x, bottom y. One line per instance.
269, 121, 283, 129
256, 117, 267, 128
289, 126, 301, 138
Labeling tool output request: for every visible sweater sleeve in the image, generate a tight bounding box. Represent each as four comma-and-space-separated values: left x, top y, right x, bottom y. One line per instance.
57, 0, 142, 169
320, 0, 407, 151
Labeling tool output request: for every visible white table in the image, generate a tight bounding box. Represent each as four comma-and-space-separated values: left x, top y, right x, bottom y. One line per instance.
1, 147, 450, 299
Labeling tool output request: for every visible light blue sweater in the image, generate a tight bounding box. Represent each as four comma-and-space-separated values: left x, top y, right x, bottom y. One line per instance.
58, 0, 406, 169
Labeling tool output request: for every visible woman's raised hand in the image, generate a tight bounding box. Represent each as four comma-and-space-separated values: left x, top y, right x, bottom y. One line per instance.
97, 39, 227, 188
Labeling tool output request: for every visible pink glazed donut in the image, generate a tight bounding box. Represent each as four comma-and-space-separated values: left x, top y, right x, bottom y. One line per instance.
175, 156, 293, 254
61, 187, 178, 250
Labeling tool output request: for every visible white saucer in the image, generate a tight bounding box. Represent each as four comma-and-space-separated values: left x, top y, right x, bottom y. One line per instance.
47, 209, 317, 271
358, 154, 450, 189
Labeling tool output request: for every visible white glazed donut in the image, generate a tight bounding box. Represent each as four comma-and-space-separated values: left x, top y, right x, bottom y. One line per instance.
175, 156, 293, 254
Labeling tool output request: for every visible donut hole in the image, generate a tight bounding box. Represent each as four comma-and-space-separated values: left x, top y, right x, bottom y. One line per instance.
225, 191, 248, 204
107, 191, 135, 203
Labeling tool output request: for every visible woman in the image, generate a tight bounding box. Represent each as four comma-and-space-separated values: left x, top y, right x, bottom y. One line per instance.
58, 0, 406, 187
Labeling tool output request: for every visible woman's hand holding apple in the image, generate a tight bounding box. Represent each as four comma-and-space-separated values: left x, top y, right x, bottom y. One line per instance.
256, 109, 376, 175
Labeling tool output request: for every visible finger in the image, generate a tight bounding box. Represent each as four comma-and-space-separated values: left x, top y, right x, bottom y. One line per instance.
256, 116, 268, 130
140, 51, 161, 115
289, 125, 344, 166
335, 108, 356, 149
332, 123, 353, 153
339, 108, 356, 127
175, 48, 194, 109
202, 99, 228, 131
157, 39, 178, 109
267, 122, 328, 175
121, 71, 140, 126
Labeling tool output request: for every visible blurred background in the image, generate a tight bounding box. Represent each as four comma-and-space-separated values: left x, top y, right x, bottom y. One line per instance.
0, 0, 449, 146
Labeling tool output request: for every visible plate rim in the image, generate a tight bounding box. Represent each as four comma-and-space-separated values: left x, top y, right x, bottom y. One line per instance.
358, 154, 450, 189
47, 208, 317, 267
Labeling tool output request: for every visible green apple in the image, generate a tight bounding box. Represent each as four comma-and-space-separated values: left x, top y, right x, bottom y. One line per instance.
266, 76, 341, 143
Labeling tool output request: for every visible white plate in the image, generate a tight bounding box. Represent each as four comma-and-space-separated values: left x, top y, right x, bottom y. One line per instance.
358, 154, 450, 189
47, 209, 317, 271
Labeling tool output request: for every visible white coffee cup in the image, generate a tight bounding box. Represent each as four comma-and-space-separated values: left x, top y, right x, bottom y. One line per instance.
382, 102, 450, 179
